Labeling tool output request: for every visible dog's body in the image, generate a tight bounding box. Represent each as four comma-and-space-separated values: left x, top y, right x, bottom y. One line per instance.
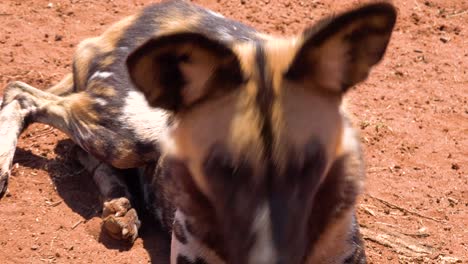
0, 1, 396, 263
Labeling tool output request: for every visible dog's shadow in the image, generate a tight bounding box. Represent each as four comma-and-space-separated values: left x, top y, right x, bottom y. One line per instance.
12, 139, 170, 263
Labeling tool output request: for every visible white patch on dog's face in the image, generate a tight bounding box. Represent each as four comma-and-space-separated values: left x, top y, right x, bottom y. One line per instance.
89, 71, 114, 81
249, 204, 276, 264
94, 98, 108, 106
120, 91, 170, 144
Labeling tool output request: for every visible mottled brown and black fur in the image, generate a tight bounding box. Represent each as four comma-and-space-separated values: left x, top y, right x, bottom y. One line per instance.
0, 1, 396, 263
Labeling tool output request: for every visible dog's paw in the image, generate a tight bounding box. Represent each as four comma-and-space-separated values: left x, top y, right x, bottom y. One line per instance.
102, 197, 141, 243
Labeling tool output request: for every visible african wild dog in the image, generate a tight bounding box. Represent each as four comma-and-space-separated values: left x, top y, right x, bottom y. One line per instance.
0, 0, 396, 263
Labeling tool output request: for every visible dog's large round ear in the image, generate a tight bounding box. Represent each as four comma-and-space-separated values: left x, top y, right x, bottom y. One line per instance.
127, 32, 244, 111
285, 3, 397, 93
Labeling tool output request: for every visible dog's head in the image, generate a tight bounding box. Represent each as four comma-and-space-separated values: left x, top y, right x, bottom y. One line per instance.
128, 3, 396, 263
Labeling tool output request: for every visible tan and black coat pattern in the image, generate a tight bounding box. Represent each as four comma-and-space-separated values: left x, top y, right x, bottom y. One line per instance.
0, 1, 396, 263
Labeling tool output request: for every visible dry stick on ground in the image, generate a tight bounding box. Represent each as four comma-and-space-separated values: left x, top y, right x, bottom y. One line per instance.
360, 226, 433, 258
366, 194, 445, 223
71, 220, 83, 230
45, 200, 62, 207
447, 10, 468, 18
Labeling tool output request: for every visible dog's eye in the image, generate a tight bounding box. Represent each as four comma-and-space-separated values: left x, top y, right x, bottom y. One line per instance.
280, 140, 327, 191
204, 144, 238, 182
203, 144, 253, 189
178, 53, 190, 63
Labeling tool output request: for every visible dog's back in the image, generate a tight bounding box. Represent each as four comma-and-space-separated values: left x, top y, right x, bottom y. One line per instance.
67, 1, 262, 168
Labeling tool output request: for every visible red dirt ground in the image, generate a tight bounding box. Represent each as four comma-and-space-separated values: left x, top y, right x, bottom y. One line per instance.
0, 0, 466, 263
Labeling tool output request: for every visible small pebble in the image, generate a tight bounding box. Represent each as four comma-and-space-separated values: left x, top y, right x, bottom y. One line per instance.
440, 37, 449, 43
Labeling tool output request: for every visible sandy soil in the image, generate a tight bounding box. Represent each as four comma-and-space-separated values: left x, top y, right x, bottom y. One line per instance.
0, 0, 466, 263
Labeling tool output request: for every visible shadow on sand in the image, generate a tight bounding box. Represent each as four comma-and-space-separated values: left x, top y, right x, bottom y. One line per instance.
12, 139, 170, 263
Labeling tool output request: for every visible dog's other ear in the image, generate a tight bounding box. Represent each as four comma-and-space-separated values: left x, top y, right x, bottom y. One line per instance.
127, 32, 244, 111
286, 3, 397, 92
